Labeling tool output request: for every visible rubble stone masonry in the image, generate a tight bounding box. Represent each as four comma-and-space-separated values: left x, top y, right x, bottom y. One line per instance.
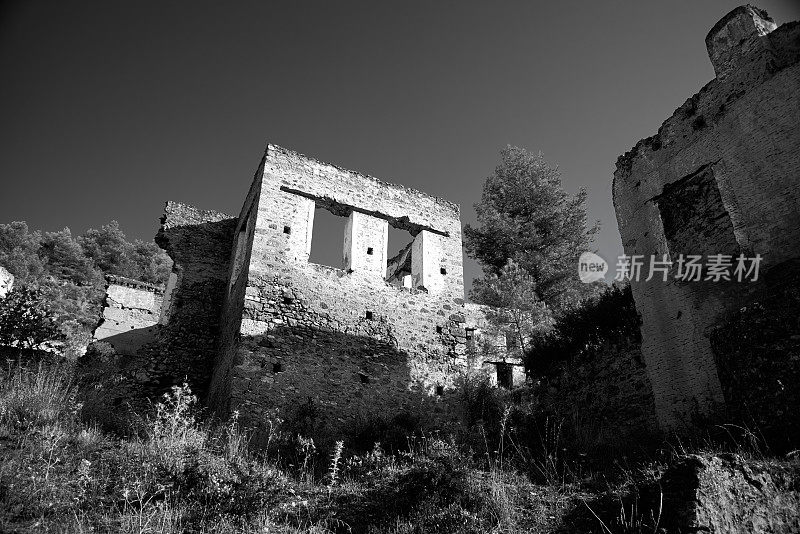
92, 145, 504, 432
208, 145, 494, 430
613, 6, 800, 433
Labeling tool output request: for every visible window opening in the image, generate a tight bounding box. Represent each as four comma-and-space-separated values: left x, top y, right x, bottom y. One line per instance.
386, 226, 415, 284
497, 363, 513, 389
309, 207, 348, 268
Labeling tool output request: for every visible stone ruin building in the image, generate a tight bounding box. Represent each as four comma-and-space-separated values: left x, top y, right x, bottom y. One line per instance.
0, 266, 13, 299
91, 145, 524, 429
613, 6, 800, 442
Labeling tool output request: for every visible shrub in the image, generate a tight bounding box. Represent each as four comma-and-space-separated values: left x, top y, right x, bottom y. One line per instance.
527, 283, 641, 376
0, 286, 62, 353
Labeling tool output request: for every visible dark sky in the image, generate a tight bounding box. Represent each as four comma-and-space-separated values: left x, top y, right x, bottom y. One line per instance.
1, 0, 798, 293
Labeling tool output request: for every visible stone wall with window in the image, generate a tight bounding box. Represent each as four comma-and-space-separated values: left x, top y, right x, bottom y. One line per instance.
613, 6, 800, 433
207, 145, 500, 431
89, 145, 512, 431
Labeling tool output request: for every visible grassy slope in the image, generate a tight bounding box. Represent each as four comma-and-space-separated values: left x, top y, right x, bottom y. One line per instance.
1, 362, 796, 534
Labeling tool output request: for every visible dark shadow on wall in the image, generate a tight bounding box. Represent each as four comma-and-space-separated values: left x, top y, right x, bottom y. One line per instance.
710, 259, 800, 453
79, 215, 236, 431
78, 320, 466, 445
227, 324, 464, 451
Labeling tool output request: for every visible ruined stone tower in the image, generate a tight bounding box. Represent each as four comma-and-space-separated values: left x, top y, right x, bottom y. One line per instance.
92, 145, 522, 430
613, 6, 800, 436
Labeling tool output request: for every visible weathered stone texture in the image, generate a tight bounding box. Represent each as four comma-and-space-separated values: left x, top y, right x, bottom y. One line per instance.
93, 275, 163, 356
463, 303, 525, 388
531, 340, 659, 454
613, 8, 800, 431
658, 454, 800, 533
207, 145, 494, 430
86, 202, 236, 409
89, 146, 509, 430
0, 266, 13, 299
151, 202, 237, 400
710, 261, 800, 450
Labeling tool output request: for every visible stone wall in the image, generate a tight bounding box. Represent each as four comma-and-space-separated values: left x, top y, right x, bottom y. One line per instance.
709, 261, 800, 451
0, 265, 13, 298
88, 146, 511, 431
612, 7, 800, 432
84, 202, 236, 414
207, 145, 495, 431
530, 339, 659, 454
93, 275, 163, 356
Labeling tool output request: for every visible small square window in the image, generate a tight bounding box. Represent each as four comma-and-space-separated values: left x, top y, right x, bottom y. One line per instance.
436, 385, 444, 396
365, 311, 374, 320
440, 267, 447, 275
436, 326, 443, 334
465, 328, 475, 340
367, 247, 373, 255
358, 372, 370, 384
283, 225, 291, 235
283, 296, 293, 305
273, 362, 283, 373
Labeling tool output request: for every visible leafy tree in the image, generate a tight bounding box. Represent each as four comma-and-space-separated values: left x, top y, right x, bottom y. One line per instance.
131, 239, 172, 285
78, 221, 171, 285
0, 286, 62, 351
78, 220, 137, 277
464, 146, 599, 314
0, 222, 44, 283
39, 228, 101, 285
470, 260, 552, 356
526, 283, 641, 377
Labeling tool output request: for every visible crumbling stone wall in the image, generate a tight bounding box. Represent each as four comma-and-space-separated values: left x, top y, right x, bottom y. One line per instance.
0, 266, 13, 299
93, 275, 163, 356
613, 6, 800, 432
463, 303, 525, 388
89, 145, 508, 431
207, 145, 493, 431
709, 261, 800, 450
530, 340, 659, 454
86, 202, 236, 411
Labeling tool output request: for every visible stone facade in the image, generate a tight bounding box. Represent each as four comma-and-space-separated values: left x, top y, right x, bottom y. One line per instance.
92, 145, 509, 430
93, 275, 163, 356
85, 203, 237, 412
531, 339, 659, 455
0, 266, 13, 299
209, 145, 500, 429
613, 6, 800, 432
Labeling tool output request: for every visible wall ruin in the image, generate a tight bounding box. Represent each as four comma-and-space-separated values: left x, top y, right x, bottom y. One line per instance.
90, 145, 508, 431
613, 6, 800, 433
0, 266, 13, 299
85, 203, 237, 413
208, 145, 497, 430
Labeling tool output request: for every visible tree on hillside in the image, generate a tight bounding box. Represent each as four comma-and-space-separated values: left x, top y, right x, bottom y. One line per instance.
0, 222, 45, 283
40, 228, 102, 286
464, 146, 600, 315
78, 221, 171, 285
78, 221, 138, 277
132, 239, 172, 285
